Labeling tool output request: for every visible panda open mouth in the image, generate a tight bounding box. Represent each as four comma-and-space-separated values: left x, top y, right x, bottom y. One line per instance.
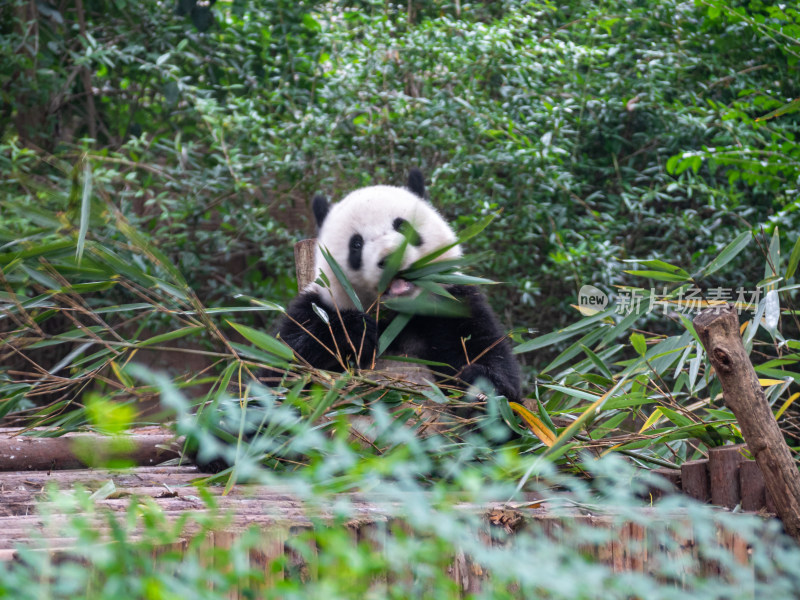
385, 278, 418, 298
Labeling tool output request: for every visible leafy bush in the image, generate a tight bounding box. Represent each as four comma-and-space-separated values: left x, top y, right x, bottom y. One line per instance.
3, 409, 800, 599
3, 0, 799, 352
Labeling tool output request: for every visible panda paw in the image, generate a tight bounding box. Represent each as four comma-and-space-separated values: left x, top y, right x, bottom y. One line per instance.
457, 363, 519, 402
329, 309, 378, 368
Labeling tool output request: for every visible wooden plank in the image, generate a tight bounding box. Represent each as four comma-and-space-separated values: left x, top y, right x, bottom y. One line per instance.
681, 459, 710, 503
739, 460, 766, 512
708, 445, 744, 509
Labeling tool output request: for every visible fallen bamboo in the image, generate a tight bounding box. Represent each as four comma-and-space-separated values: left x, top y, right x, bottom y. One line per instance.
0, 427, 181, 471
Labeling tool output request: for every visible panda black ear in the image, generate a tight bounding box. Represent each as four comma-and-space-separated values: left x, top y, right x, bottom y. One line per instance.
312, 194, 329, 229
407, 168, 426, 199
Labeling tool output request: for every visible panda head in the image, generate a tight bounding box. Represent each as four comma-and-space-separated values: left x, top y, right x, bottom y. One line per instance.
308, 170, 462, 310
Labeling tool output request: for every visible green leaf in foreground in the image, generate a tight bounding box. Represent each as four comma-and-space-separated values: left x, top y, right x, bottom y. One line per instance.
228, 321, 294, 361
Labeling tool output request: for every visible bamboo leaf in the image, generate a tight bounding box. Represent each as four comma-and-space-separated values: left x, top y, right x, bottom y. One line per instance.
378, 313, 411, 355
227, 321, 294, 361
698, 231, 752, 278
138, 325, 205, 348
624, 270, 689, 282
630, 332, 647, 357
639, 408, 664, 433
766, 227, 781, 279
76, 162, 92, 264
509, 402, 556, 447
786, 236, 800, 280
311, 302, 330, 325
581, 344, 614, 379
544, 374, 629, 459
319, 246, 363, 312
758, 378, 787, 387
756, 97, 800, 122
377, 237, 408, 295
622, 259, 690, 277
775, 392, 800, 420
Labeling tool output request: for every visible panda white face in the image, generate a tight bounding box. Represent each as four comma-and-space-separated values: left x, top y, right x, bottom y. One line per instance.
309, 184, 462, 310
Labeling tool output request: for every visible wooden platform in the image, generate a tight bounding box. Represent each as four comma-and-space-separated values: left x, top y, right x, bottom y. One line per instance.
0, 427, 760, 596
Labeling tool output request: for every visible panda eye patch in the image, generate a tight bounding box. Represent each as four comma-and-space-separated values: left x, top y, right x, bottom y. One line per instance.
392, 218, 423, 247
348, 233, 363, 270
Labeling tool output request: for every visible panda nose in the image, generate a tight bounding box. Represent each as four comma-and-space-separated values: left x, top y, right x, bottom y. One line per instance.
377, 256, 387, 269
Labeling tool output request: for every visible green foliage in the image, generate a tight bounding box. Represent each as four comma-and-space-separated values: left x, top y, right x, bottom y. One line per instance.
3, 3, 800, 595
515, 224, 800, 467
3, 0, 799, 352
3, 421, 800, 599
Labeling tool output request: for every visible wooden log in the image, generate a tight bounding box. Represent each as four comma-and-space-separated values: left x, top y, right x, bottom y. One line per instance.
708, 445, 744, 509
693, 305, 800, 540
647, 467, 681, 502
294, 238, 317, 290
681, 459, 710, 503
739, 459, 766, 512
0, 427, 181, 471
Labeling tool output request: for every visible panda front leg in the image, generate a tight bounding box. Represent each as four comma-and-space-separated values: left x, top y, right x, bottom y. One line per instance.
407, 285, 522, 403
278, 291, 378, 372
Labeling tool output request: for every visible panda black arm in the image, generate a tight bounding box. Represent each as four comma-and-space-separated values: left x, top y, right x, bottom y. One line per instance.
407, 285, 521, 402
278, 291, 378, 371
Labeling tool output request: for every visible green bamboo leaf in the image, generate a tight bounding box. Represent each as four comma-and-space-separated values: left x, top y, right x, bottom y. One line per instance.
630, 332, 647, 357
542, 327, 606, 374
413, 279, 456, 300
115, 217, 189, 289
76, 163, 92, 264
319, 246, 363, 312
228, 342, 291, 367
624, 270, 689, 282
377, 237, 408, 295
405, 254, 483, 280
514, 307, 614, 354
0, 240, 75, 265
622, 259, 690, 277
382, 294, 469, 317
756, 97, 800, 122
380, 355, 450, 368
138, 326, 205, 348
766, 227, 780, 279
407, 213, 497, 271
228, 321, 294, 361
580, 344, 614, 379
417, 273, 496, 286
378, 313, 411, 355
786, 236, 800, 280
539, 384, 601, 402
699, 231, 752, 278
544, 374, 630, 459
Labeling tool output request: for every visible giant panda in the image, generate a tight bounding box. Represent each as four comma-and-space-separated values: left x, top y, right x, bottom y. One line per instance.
276, 169, 521, 402
189, 170, 521, 472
